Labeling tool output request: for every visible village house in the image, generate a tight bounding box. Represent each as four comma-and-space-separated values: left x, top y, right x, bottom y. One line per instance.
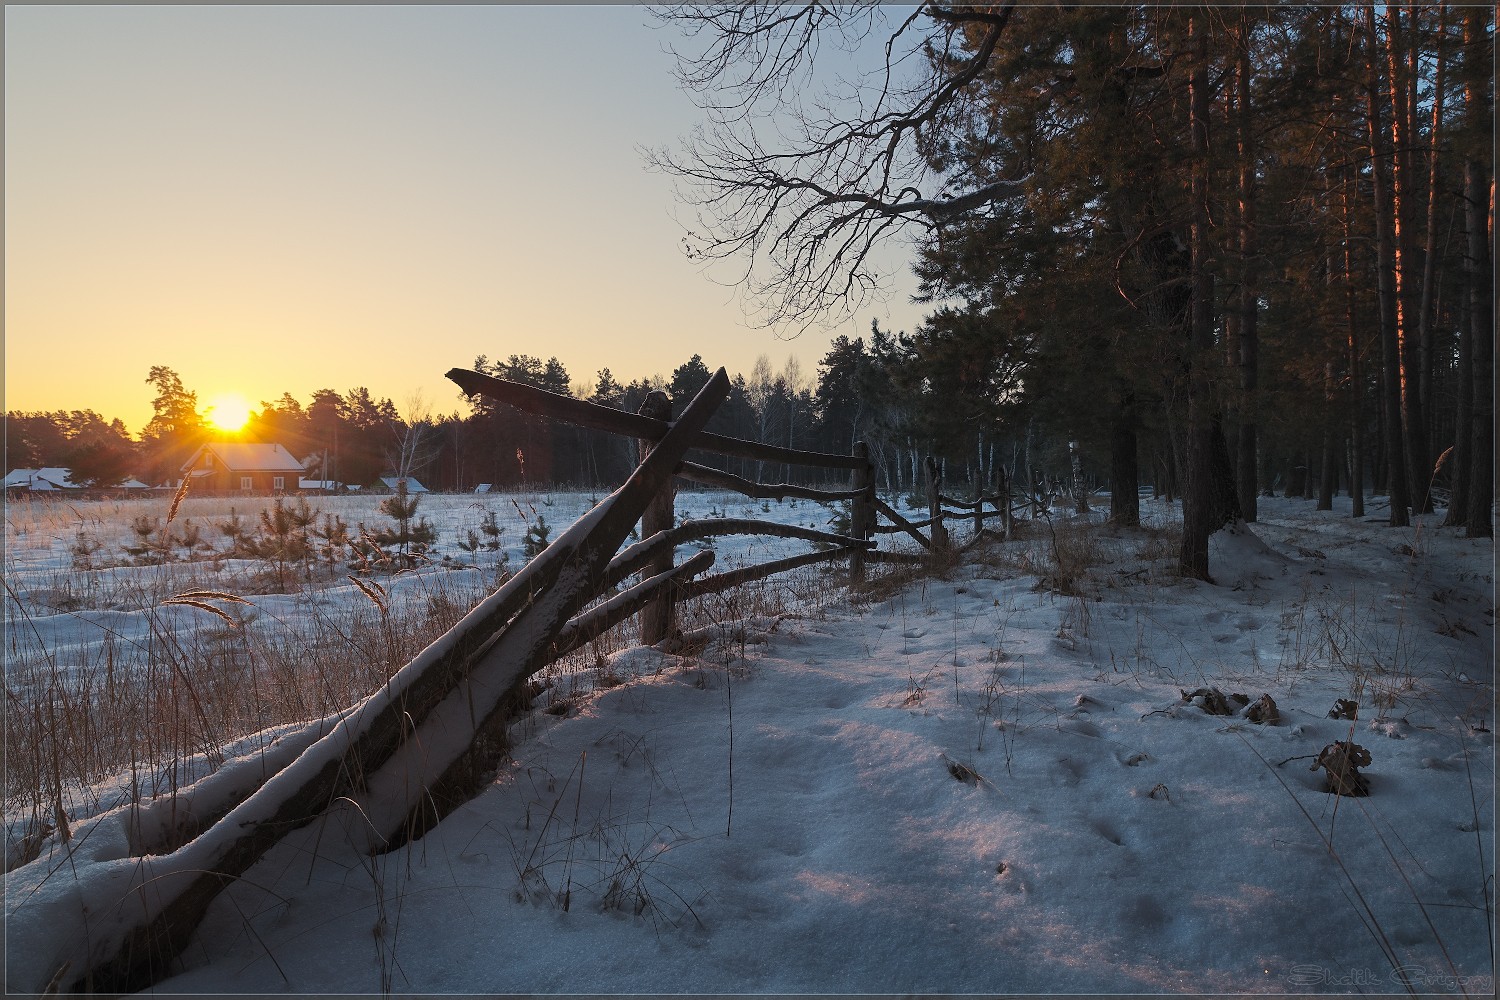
3, 468, 81, 492
180, 443, 305, 494
3, 468, 153, 494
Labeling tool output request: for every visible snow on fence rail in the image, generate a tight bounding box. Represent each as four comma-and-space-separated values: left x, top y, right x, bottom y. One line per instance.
11, 364, 1020, 995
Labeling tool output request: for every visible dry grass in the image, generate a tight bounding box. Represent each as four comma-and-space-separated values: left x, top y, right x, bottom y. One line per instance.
2, 555, 500, 867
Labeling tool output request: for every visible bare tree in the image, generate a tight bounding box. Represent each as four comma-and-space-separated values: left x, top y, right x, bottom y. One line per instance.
648, 2, 1029, 329
387, 391, 441, 481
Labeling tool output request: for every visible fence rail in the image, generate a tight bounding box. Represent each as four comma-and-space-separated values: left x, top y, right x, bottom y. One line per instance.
42, 363, 1016, 995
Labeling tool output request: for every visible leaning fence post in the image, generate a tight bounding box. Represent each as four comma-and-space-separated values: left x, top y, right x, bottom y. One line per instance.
998, 464, 1012, 539
850, 441, 874, 584
637, 390, 676, 645
926, 456, 949, 555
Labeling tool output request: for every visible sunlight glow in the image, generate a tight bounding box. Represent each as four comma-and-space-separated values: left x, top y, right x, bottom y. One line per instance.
204, 394, 252, 433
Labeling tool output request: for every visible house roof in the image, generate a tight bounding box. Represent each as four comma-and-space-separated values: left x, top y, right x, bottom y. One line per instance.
12, 468, 82, 490
5, 468, 150, 490
183, 442, 304, 473
379, 476, 429, 492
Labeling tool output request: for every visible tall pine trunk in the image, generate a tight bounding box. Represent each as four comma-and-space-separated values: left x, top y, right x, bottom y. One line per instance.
1110, 391, 1140, 527
1318, 362, 1338, 510
1234, 19, 1260, 522
1364, 2, 1412, 526
1415, 7, 1448, 497
1460, 6, 1493, 537
1343, 166, 1367, 519
1383, 5, 1434, 511
1180, 14, 1217, 580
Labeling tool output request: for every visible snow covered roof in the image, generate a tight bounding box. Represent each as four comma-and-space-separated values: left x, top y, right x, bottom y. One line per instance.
298, 479, 341, 490
183, 443, 304, 473
4, 468, 82, 490
379, 476, 428, 492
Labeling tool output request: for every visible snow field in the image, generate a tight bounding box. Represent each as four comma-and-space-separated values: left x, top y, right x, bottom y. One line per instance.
4, 493, 1495, 994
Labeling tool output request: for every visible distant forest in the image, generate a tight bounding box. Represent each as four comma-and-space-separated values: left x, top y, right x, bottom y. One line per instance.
7, 6, 1493, 560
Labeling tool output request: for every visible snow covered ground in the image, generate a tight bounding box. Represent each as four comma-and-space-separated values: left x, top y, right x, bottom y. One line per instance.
5, 492, 1495, 995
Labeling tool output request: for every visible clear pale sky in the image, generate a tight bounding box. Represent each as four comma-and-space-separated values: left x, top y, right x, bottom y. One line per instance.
5, 5, 927, 435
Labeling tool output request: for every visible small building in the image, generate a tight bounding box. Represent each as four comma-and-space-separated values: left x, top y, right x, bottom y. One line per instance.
3, 468, 82, 492
377, 476, 429, 494
180, 443, 305, 494
299, 478, 343, 492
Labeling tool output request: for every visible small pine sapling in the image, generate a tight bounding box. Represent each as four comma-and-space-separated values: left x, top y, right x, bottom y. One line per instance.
124, 515, 172, 565
253, 497, 317, 590
479, 509, 503, 550
373, 479, 437, 568
312, 513, 351, 574
216, 508, 255, 558
522, 513, 552, 559
69, 530, 104, 570
171, 520, 206, 559
458, 529, 482, 555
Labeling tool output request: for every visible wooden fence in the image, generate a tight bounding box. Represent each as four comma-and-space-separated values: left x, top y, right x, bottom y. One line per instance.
41, 364, 1022, 994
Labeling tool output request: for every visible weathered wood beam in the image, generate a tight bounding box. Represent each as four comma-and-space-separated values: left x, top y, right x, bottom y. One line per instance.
873, 497, 932, 550
549, 549, 716, 661
849, 441, 875, 584
865, 550, 929, 566
355, 370, 733, 847
604, 518, 871, 591
676, 547, 854, 601
675, 461, 865, 502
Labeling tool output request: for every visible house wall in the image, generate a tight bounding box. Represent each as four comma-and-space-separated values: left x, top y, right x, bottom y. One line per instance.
199, 471, 296, 494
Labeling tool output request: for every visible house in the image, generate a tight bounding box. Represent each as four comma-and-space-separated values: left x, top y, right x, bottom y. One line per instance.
377, 476, 429, 494
3, 468, 82, 492
180, 443, 305, 494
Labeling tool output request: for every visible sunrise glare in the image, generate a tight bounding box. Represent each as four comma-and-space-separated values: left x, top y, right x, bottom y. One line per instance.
203, 394, 252, 434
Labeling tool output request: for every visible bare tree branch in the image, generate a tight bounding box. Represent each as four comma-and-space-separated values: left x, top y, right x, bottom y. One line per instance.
648, 2, 1030, 328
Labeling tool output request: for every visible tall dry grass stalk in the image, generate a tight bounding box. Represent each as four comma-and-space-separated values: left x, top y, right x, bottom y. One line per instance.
2, 559, 499, 867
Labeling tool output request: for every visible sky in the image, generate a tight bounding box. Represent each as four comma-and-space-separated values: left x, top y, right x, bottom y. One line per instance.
4, 5, 929, 436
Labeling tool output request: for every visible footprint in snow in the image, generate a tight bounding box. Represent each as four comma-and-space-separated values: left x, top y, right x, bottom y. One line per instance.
1090, 817, 1125, 846
1122, 894, 1169, 929
901, 628, 926, 639
1059, 718, 1103, 739
1055, 756, 1086, 787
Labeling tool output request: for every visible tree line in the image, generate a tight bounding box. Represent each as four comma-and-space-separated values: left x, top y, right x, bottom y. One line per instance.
647, 2, 1493, 578
7, 350, 942, 493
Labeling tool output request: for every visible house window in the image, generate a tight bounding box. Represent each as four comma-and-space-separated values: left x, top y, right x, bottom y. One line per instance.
273, 476, 285, 491
240, 477, 254, 491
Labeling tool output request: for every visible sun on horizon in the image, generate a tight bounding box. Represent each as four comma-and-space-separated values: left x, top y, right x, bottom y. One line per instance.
204, 394, 253, 434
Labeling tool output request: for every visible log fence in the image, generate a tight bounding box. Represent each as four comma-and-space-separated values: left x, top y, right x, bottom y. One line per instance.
32, 363, 1028, 994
